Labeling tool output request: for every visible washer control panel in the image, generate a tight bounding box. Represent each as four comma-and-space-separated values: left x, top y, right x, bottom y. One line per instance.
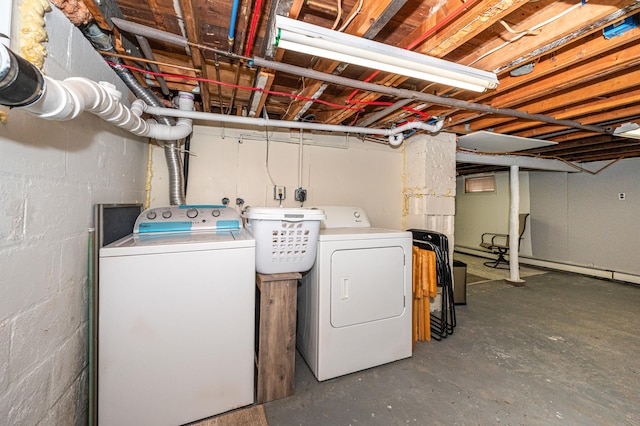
134, 205, 242, 233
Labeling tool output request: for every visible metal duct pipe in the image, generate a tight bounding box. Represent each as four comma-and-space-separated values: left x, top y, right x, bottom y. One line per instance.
79, 21, 186, 205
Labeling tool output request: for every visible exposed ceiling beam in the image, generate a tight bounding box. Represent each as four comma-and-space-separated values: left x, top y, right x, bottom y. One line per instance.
280, 0, 407, 121
444, 27, 640, 129
247, 0, 301, 117
448, 67, 640, 134
253, 56, 611, 133
179, 0, 210, 111
465, 0, 640, 71
323, 0, 530, 126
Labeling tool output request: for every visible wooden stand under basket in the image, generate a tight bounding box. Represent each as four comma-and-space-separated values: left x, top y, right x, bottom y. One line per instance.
255, 272, 301, 403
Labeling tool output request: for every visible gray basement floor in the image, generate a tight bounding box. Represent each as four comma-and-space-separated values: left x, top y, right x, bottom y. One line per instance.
264, 259, 640, 425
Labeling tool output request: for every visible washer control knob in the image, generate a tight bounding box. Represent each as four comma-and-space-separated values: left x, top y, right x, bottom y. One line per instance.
146, 211, 157, 220
212, 209, 221, 217
162, 210, 172, 219
354, 211, 361, 219
186, 208, 198, 218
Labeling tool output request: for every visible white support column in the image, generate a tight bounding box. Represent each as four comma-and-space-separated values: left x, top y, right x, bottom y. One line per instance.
508, 165, 524, 285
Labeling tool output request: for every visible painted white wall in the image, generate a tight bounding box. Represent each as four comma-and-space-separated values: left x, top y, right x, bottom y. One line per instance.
529, 158, 640, 275
0, 8, 146, 425
150, 125, 405, 229
404, 131, 457, 236
455, 171, 532, 255
455, 158, 640, 277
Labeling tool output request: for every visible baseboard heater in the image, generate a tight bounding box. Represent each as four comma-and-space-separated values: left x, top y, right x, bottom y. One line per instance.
454, 246, 640, 286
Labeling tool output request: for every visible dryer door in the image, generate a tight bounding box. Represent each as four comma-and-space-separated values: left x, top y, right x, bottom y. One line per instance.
330, 246, 406, 328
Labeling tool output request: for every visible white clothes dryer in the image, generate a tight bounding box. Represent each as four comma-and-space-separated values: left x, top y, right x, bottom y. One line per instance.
98, 205, 255, 426
297, 206, 413, 381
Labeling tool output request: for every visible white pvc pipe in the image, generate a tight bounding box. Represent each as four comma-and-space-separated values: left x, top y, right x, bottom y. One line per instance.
18, 70, 438, 145
142, 104, 444, 142
509, 164, 522, 283
21, 76, 193, 141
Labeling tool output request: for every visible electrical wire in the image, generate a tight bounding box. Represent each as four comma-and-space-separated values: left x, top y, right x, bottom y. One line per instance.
106, 61, 365, 114
331, 0, 342, 30
263, 108, 277, 187
98, 50, 198, 72
468, 1, 586, 66
337, 0, 363, 32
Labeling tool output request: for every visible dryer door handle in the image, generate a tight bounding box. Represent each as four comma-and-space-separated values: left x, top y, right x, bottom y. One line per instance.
341, 277, 349, 300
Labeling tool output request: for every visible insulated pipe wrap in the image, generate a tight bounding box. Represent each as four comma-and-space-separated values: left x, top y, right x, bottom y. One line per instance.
0, 44, 44, 107
111, 18, 189, 49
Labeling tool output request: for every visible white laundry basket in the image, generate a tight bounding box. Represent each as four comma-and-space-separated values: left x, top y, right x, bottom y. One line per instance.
244, 207, 325, 274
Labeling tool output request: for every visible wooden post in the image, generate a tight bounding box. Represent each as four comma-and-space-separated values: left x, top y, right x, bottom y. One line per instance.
255, 272, 301, 403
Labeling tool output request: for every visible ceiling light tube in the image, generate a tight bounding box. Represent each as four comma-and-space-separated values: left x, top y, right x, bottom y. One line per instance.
275, 16, 498, 92
613, 122, 640, 139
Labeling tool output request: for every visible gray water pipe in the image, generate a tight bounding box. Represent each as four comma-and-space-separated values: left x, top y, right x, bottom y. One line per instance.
141, 103, 445, 146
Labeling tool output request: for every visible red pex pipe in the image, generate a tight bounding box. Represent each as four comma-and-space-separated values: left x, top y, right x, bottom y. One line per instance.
245, 0, 264, 57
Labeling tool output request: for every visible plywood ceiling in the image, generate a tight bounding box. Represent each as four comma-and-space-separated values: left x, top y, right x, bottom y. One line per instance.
69, 0, 640, 174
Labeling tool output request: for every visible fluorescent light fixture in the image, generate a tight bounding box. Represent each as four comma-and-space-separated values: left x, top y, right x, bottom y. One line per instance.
613, 122, 640, 139
274, 16, 499, 92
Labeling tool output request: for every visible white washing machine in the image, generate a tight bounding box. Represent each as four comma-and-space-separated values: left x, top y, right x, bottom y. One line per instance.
98, 205, 255, 426
297, 206, 413, 381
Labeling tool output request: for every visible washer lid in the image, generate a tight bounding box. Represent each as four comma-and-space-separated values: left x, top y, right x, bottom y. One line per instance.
100, 229, 255, 257
318, 227, 411, 241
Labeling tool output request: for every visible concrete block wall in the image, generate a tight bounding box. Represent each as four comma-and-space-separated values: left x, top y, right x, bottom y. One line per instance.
0, 8, 147, 425
150, 125, 406, 230
403, 132, 457, 239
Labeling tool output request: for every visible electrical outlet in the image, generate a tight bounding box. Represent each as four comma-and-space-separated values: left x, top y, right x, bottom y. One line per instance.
295, 187, 307, 202
618, 192, 626, 201
274, 186, 286, 200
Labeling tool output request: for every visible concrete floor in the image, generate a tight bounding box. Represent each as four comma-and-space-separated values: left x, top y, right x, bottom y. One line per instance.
263, 269, 640, 425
